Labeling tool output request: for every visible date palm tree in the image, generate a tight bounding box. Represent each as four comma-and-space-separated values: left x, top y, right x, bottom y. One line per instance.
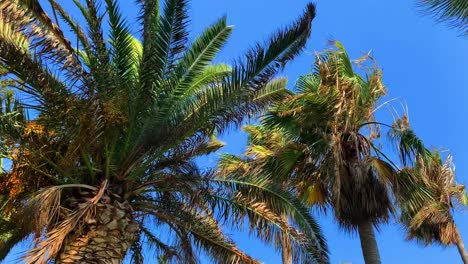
220, 42, 426, 264
397, 149, 468, 263
0, 0, 328, 263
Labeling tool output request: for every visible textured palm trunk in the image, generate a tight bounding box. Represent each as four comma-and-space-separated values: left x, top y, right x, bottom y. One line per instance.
357, 221, 381, 264
280, 214, 293, 264
56, 201, 138, 264
455, 226, 468, 264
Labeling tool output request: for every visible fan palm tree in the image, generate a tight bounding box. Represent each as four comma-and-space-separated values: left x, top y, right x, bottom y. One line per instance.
417, 0, 468, 35
0, 1, 329, 263
220, 42, 423, 264
397, 149, 468, 263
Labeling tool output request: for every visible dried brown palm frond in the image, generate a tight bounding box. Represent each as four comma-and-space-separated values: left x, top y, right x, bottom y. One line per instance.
21, 182, 104, 264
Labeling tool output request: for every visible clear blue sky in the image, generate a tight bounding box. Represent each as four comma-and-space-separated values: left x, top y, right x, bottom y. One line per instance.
5, 1, 468, 263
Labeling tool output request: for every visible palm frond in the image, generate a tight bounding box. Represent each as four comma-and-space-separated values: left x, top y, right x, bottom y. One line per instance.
129, 240, 144, 264
155, 17, 232, 118
0, 9, 74, 113
18, 0, 74, 54
106, 0, 139, 86
390, 126, 430, 166
137, 0, 159, 100
417, 0, 468, 35
20, 183, 102, 263
46, 0, 91, 52
175, 210, 260, 264
212, 175, 329, 263
141, 0, 189, 103
140, 226, 179, 261
160, 0, 190, 74
84, 0, 109, 65
2, 1, 84, 84
207, 190, 327, 264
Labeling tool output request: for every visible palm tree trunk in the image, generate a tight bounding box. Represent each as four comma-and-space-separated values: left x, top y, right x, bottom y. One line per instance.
56, 201, 138, 264
455, 226, 468, 264
357, 221, 381, 264
280, 214, 293, 264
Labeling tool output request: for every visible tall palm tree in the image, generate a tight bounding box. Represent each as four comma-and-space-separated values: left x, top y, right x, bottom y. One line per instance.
0, 1, 329, 263
220, 42, 422, 264
417, 0, 468, 35
397, 149, 468, 263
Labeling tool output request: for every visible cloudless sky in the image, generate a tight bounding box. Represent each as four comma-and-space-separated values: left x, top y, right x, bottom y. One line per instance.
5, 1, 468, 263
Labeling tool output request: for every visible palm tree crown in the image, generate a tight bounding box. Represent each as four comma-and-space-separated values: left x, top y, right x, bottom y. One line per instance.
0, 1, 328, 263
397, 148, 468, 263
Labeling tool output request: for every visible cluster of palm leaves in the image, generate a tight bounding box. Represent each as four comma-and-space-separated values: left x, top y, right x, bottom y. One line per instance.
0, 0, 466, 264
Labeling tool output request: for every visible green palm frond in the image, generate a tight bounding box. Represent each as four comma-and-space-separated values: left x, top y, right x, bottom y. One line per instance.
0, 38, 71, 111
0, 18, 29, 52
158, 0, 190, 75
177, 211, 260, 264
84, 0, 109, 65
190, 63, 231, 90
389, 126, 430, 166
5, 1, 84, 85
138, 0, 189, 103
154, 16, 233, 119
418, 0, 468, 35
212, 175, 329, 263
331, 41, 354, 78
210, 190, 327, 264
106, 0, 139, 85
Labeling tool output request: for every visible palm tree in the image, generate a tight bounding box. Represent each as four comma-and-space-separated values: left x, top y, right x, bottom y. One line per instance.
417, 0, 468, 35
220, 42, 420, 264
397, 149, 468, 263
0, 1, 329, 263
